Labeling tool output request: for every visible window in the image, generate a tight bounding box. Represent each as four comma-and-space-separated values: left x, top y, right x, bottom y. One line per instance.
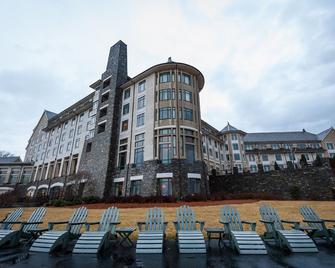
61, 133, 66, 141
86, 142, 92, 152
99, 107, 108, 118
233, 153, 240, 160
288, 153, 295, 161
79, 113, 84, 122
121, 120, 128, 131
185, 144, 195, 163
102, 78, 110, 88
248, 155, 255, 161
298, 143, 306, 149
123, 103, 129, 115
134, 133, 144, 165
231, 134, 237, 140
66, 142, 72, 151
159, 72, 172, 83
138, 80, 146, 93
250, 165, 258, 173
69, 129, 74, 138
215, 152, 219, 159
232, 143, 239, 150
183, 108, 193, 121
59, 145, 64, 154
188, 178, 201, 194
330, 153, 335, 158
159, 88, 175, 100
327, 143, 334, 150
124, 88, 130, 99
137, 113, 145, 127
118, 138, 128, 169
284, 144, 291, 149
64, 121, 68, 129
263, 165, 270, 172
226, 154, 230, 161
179, 73, 191, 85
97, 122, 106, 133
55, 136, 59, 144
137, 96, 145, 109
159, 144, 172, 164
130, 180, 141, 196
114, 182, 123, 196
275, 154, 282, 161
101, 91, 109, 103
52, 148, 57, 156
304, 154, 310, 160
160, 178, 172, 196
272, 144, 280, 149
180, 90, 192, 102
262, 154, 269, 161
159, 107, 176, 120
75, 138, 80, 148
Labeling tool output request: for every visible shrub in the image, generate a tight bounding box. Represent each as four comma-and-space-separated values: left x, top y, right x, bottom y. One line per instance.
81, 196, 101, 204
182, 194, 207, 202
289, 186, 301, 200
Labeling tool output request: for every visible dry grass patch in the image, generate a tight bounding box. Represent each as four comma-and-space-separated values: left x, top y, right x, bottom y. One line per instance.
1, 201, 334, 240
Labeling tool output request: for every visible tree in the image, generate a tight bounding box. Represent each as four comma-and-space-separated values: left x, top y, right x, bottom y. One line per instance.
314, 155, 322, 167
0, 151, 14, 157
274, 161, 280, 170
300, 154, 308, 167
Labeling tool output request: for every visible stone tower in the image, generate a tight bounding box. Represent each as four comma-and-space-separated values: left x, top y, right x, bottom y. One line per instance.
79, 41, 128, 198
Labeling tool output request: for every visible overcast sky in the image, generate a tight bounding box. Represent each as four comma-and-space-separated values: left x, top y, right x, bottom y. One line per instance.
1, 0, 335, 158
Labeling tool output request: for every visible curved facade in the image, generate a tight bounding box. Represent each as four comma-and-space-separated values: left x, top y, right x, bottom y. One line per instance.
112, 61, 207, 197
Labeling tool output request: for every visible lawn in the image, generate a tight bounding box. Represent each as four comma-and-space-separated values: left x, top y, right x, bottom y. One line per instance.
1, 200, 334, 239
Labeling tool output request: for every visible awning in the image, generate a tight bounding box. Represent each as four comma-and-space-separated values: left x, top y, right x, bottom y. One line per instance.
50, 182, 64, 188
156, 173, 173, 178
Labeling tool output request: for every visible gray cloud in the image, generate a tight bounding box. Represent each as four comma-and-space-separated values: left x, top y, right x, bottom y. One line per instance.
1, 0, 335, 157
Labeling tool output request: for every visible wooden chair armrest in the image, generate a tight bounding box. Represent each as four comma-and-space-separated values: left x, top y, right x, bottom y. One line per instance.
48, 221, 69, 230
281, 219, 300, 225
242, 220, 257, 231
68, 222, 86, 226
219, 220, 230, 224
322, 219, 335, 223
85, 221, 100, 231
196, 220, 205, 231
22, 221, 43, 225
303, 219, 324, 224
260, 219, 274, 224
1, 221, 24, 225
137, 221, 146, 231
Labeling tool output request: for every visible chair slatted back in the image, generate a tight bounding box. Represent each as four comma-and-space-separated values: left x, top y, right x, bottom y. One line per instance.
221, 206, 243, 232
176, 205, 197, 231
300, 206, 323, 230
98, 207, 119, 233
68, 207, 88, 235
0, 208, 23, 230
259, 204, 284, 232
22, 207, 46, 233
145, 207, 164, 231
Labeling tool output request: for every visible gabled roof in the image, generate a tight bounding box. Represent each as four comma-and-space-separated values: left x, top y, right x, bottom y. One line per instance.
317, 127, 334, 140
244, 131, 319, 143
0, 156, 22, 163
220, 122, 245, 134
44, 110, 57, 119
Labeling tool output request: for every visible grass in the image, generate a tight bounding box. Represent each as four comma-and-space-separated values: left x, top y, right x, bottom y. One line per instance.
1, 201, 335, 239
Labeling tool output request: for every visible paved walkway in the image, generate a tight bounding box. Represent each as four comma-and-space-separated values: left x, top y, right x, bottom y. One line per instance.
2, 239, 335, 267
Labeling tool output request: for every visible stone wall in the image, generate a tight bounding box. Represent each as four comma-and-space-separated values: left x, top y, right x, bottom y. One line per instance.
209, 166, 335, 200
109, 159, 208, 198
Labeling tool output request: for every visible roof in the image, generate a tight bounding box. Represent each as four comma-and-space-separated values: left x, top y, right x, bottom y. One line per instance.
220, 122, 246, 135
119, 61, 205, 91
317, 127, 334, 140
0, 156, 22, 163
244, 131, 319, 143
44, 110, 57, 119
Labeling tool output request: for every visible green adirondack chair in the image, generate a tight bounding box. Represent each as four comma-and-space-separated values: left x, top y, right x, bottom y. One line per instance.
220, 206, 267, 254
259, 204, 318, 253
0, 208, 24, 247
173, 205, 206, 254
0, 208, 24, 230
136, 207, 167, 254
300, 206, 335, 244
30, 207, 87, 253
1, 207, 46, 248
73, 207, 120, 254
